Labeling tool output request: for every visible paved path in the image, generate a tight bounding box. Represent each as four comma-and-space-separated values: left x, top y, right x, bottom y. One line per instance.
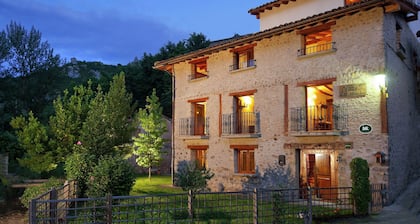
331, 204, 419, 223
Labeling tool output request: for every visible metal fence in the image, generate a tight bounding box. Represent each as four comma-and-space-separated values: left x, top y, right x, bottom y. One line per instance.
30, 186, 356, 224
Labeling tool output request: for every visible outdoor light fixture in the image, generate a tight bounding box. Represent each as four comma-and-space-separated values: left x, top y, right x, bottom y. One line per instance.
374, 74, 386, 89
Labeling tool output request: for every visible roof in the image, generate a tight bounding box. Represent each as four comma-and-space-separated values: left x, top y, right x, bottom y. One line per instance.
154, 0, 420, 71
249, 0, 297, 19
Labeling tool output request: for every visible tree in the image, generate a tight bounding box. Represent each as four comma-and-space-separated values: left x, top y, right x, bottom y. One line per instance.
174, 161, 214, 193
132, 89, 167, 180
10, 112, 55, 173
1, 21, 60, 77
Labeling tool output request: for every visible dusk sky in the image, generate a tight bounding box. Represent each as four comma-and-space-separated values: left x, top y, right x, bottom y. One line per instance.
1, 0, 420, 65
0, 0, 268, 65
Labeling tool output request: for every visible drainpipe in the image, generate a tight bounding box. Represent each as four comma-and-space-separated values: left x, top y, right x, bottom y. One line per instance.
163, 69, 176, 186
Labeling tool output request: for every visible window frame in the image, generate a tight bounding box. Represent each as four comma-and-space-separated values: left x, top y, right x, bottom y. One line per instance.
231, 145, 257, 174
297, 22, 336, 56
189, 57, 208, 80
230, 44, 257, 71
188, 145, 208, 169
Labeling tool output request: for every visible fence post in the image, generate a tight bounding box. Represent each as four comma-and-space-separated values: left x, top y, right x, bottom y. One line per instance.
29, 199, 37, 224
50, 188, 58, 224
253, 188, 258, 224
305, 187, 312, 224
106, 194, 113, 224
188, 190, 194, 219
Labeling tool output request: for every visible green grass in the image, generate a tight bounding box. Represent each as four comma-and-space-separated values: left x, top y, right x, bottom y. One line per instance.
130, 174, 185, 195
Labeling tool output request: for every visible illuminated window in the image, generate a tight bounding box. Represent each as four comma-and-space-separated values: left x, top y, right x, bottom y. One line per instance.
189, 146, 207, 169
230, 44, 256, 71
345, 0, 361, 5
306, 83, 334, 131
297, 22, 335, 56
232, 145, 256, 174
190, 57, 208, 79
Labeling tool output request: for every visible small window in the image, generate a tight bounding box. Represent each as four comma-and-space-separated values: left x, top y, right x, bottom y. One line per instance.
190, 57, 208, 80
189, 146, 207, 169
345, 0, 361, 5
230, 44, 256, 71
232, 145, 256, 174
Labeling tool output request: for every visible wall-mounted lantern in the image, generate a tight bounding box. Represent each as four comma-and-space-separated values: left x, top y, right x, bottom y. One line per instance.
375, 151, 386, 164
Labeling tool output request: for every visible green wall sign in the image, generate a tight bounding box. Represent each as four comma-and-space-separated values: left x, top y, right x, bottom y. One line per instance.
359, 124, 372, 134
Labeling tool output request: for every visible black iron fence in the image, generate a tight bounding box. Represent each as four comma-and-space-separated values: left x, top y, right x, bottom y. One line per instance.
30, 186, 357, 224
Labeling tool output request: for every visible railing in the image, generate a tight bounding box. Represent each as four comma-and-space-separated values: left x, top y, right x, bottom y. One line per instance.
290, 104, 348, 132
29, 187, 355, 224
297, 42, 336, 57
370, 183, 388, 214
222, 112, 260, 135
29, 180, 77, 224
229, 59, 256, 71
179, 116, 209, 136
188, 73, 208, 80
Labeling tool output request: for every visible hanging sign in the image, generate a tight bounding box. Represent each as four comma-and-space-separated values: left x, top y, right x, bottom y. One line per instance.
359, 124, 372, 134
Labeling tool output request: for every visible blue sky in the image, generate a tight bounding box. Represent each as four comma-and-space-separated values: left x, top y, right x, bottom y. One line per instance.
1, 0, 420, 65
0, 0, 268, 65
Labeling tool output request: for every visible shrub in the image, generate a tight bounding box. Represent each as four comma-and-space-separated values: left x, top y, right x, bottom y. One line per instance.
64, 152, 96, 197
350, 157, 370, 215
19, 177, 64, 209
86, 155, 135, 197
174, 160, 214, 193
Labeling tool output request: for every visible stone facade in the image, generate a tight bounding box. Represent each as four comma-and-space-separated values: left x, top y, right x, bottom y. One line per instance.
155, 0, 420, 202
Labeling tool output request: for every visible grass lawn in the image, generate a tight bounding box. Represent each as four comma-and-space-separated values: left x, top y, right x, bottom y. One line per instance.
130, 174, 185, 196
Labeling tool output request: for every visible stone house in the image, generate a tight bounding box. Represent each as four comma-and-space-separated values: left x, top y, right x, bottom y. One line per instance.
154, 0, 420, 202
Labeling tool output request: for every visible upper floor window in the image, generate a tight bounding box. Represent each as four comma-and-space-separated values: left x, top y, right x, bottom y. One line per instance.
297, 22, 336, 56
345, 0, 361, 5
179, 98, 208, 136
189, 57, 208, 80
230, 44, 257, 71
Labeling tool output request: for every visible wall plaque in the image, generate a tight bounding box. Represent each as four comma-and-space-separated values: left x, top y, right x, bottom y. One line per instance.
339, 83, 366, 98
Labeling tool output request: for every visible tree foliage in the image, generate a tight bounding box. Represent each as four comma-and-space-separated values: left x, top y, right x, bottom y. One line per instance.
132, 89, 167, 180
175, 160, 214, 193
10, 112, 55, 173
0, 21, 60, 77
350, 157, 370, 216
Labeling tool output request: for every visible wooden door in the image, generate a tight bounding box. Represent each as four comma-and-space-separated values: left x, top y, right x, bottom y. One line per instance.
194, 104, 205, 135
316, 154, 334, 200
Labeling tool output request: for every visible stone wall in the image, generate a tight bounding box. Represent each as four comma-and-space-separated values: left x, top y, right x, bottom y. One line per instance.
171, 7, 419, 195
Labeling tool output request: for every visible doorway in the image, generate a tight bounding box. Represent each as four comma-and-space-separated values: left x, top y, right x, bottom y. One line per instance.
300, 151, 337, 200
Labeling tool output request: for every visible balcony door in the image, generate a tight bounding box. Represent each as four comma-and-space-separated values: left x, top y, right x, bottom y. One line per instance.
306, 83, 333, 131
194, 103, 206, 135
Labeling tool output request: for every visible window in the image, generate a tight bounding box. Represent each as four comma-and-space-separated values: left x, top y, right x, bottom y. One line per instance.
190, 57, 208, 80
230, 44, 256, 71
297, 22, 335, 56
180, 98, 208, 136
306, 83, 334, 131
232, 145, 256, 174
189, 145, 207, 169
345, 0, 361, 5
222, 90, 258, 135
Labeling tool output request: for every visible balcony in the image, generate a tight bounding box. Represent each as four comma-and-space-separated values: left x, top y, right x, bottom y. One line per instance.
297, 42, 336, 57
229, 59, 256, 71
290, 105, 348, 134
179, 117, 209, 137
222, 112, 260, 136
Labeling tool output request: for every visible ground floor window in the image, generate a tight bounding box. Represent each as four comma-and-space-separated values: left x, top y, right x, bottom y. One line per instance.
188, 145, 207, 169
231, 145, 257, 174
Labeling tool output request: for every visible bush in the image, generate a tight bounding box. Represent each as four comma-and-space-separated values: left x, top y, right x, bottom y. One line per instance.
64, 152, 96, 197
19, 178, 64, 209
174, 160, 214, 193
86, 155, 135, 197
350, 157, 370, 215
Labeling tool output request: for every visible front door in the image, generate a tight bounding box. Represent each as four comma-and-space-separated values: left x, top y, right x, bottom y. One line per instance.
303, 153, 335, 200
